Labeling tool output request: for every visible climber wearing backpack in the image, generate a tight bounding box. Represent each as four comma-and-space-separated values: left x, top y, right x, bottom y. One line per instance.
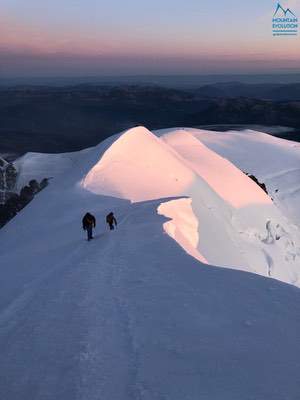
106, 212, 117, 230
82, 212, 96, 241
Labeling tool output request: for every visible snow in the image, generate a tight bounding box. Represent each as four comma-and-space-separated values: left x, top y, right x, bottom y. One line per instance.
161, 129, 271, 208
13, 147, 93, 190
0, 126, 300, 399
83, 126, 300, 286
83, 126, 195, 201
157, 197, 207, 263
184, 128, 300, 228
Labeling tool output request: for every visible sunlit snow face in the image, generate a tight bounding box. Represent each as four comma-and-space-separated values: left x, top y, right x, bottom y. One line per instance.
82, 127, 195, 202
82, 127, 272, 209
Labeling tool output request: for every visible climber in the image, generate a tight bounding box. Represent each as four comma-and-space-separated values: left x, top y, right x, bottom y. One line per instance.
106, 212, 117, 230
82, 212, 96, 241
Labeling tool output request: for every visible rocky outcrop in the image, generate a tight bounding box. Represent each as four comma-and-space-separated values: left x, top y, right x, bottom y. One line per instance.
0, 178, 49, 228
243, 172, 269, 195
0, 158, 18, 204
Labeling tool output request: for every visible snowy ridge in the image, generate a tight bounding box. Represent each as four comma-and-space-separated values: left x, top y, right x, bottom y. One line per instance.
83, 126, 196, 201
83, 126, 300, 286
0, 126, 300, 399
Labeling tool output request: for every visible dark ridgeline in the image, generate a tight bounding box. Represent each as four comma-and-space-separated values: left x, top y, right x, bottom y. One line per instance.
0, 83, 300, 159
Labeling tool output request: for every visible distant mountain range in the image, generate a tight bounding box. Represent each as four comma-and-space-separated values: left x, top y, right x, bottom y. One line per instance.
194, 82, 300, 101
2, 73, 300, 88
0, 83, 300, 157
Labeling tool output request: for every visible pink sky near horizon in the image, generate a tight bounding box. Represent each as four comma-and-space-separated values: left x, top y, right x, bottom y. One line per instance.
1, 0, 300, 76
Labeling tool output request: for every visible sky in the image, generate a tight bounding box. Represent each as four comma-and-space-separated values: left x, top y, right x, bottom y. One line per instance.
0, 0, 300, 77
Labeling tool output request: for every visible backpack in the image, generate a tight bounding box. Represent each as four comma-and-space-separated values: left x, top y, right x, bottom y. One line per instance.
106, 213, 113, 224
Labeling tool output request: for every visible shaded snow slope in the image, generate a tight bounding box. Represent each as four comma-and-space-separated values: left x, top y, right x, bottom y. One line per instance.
157, 197, 207, 263
0, 166, 300, 399
14, 147, 93, 190
83, 127, 300, 286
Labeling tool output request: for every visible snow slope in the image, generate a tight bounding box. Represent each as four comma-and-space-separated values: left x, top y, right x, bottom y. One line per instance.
13, 147, 93, 190
0, 126, 300, 399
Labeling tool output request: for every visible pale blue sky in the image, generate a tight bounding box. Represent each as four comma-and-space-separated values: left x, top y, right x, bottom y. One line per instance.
1, 0, 299, 76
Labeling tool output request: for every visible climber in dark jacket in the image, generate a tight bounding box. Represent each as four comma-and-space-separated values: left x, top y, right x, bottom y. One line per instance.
106, 212, 117, 230
82, 212, 96, 241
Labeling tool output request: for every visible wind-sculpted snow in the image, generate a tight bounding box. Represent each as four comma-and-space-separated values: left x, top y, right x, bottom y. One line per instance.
83, 126, 195, 201
187, 128, 300, 227
157, 197, 207, 263
83, 126, 300, 286
161, 130, 271, 208
1, 125, 300, 399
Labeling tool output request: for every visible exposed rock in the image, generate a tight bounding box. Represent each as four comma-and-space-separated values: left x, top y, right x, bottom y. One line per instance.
244, 172, 269, 195
0, 157, 18, 205
40, 178, 49, 190
0, 178, 49, 228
